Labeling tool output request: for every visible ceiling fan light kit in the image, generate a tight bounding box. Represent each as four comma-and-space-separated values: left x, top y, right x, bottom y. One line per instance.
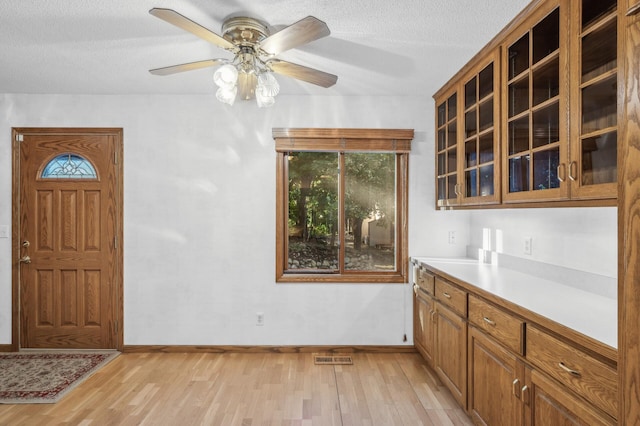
149, 8, 338, 108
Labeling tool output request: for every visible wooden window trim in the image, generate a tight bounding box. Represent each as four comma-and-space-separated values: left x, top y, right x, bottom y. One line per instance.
274, 128, 413, 283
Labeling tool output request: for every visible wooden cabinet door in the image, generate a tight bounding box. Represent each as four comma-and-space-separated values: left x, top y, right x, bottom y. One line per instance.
434, 302, 467, 409
468, 326, 524, 426
523, 368, 616, 426
435, 91, 462, 207
568, 0, 619, 200
414, 290, 435, 366
501, 0, 570, 203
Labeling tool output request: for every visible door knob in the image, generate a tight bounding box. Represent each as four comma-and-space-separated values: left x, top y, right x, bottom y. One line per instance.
19, 256, 31, 264
22, 240, 30, 247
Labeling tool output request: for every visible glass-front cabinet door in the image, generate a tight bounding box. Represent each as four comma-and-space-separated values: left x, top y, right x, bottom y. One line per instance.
569, 0, 618, 199
436, 92, 460, 207
502, 1, 569, 203
435, 51, 501, 208
462, 54, 501, 206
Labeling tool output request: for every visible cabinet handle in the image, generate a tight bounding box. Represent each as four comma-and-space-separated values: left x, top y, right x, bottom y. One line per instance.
558, 362, 582, 377
442, 292, 451, 299
431, 310, 436, 321
512, 379, 521, 398
483, 316, 496, 326
627, 2, 640, 16
557, 164, 566, 182
568, 161, 577, 181
521, 385, 530, 405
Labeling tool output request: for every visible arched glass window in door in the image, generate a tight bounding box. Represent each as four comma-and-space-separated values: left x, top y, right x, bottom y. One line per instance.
41, 153, 97, 179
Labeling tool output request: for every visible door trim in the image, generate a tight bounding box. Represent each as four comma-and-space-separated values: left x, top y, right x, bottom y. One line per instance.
11, 128, 124, 351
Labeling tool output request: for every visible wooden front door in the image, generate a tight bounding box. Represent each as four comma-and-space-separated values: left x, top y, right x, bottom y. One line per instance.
14, 128, 123, 349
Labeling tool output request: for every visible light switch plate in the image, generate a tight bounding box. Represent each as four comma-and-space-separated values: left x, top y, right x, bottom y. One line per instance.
0, 225, 8, 238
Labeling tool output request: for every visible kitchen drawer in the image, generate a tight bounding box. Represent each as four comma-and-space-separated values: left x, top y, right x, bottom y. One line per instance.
468, 295, 524, 355
416, 267, 435, 295
526, 325, 617, 418
435, 277, 467, 316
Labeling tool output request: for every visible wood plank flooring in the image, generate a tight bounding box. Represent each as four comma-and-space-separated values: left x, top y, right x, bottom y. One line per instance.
0, 352, 472, 425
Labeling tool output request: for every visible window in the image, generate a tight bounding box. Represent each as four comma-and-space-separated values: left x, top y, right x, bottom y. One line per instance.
274, 128, 413, 283
41, 153, 97, 179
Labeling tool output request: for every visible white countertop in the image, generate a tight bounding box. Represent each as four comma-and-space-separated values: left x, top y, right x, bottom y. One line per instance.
412, 257, 617, 349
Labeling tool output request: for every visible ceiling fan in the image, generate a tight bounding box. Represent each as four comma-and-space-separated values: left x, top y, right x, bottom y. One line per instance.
149, 8, 338, 107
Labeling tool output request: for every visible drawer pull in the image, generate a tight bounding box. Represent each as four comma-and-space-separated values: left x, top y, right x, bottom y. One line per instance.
442, 292, 451, 299
558, 362, 582, 377
483, 316, 496, 326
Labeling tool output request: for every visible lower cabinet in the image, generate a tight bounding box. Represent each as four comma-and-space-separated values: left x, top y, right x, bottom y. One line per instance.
434, 302, 467, 409
524, 367, 615, 426
468, 326, 523, 426
412, 265, 618, 425
414, 288, 435, 366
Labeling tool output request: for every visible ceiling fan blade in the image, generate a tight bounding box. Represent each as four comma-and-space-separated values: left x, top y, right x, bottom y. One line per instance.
149, 59, 225, 76
149, 8, 236, 51
260, 16, 330, 56
237, 72, 258, 100
268, 60, 337, 88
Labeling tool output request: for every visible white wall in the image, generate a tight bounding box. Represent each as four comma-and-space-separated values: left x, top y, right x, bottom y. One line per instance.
468, 207, 617, 278
0, 93, 470, 346
0, 94, 618, 345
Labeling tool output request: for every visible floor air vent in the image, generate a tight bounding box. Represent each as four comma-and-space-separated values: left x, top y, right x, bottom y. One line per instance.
313, 354, 353, 365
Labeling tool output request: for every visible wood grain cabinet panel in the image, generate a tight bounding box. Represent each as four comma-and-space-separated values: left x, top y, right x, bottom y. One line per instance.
526, 325, 618, 418
416, 267, 435, 295
434, 302, 468, 409
435, 277, 468, 316
468, 295, 524, 355
468, 326, 523, 426
524, 367, 616, 425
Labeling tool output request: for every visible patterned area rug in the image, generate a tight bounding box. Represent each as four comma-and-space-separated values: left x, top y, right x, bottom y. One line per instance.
0, 351, 119, 404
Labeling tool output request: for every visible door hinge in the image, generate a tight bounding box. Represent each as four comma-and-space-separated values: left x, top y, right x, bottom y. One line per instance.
114, 320, 119, 333
114, 151, 118, 164
114, 235, 118, 249
15, 133, 24, 142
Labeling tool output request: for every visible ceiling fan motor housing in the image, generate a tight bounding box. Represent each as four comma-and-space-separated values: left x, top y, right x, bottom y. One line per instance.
222, 17, 270, 48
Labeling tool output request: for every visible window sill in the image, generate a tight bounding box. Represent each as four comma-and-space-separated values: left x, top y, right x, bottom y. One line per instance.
276, 273, 407, 284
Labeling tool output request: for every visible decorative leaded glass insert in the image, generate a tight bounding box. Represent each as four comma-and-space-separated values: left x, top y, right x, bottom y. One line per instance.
41, 154, 97, 179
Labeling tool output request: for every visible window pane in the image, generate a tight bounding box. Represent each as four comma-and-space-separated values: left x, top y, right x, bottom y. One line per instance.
287, 152, 339, 271
344, 153, 396, 271
41, 154, 97, 179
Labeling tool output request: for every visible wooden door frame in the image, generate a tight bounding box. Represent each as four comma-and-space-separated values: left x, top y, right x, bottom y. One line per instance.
10, 127, 124, 351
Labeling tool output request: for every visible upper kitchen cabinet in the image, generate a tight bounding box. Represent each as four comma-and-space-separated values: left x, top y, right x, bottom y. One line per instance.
434, 0, 621, 208
569, 0, 618, 199
502, 2, 569, 203
435, 50, 501, 208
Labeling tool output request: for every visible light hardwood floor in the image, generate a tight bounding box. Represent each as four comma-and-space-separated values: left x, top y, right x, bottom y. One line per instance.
0, 352, 472, 425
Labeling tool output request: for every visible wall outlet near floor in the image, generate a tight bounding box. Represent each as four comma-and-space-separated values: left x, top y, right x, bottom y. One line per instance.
448, 231, 456, 245
256, 312, 264, 326
524, 237, 533, 255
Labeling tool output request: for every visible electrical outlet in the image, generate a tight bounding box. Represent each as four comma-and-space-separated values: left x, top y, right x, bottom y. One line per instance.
448, 231, 456, 245
524, 237, 533, 255
256, 312, 264, 326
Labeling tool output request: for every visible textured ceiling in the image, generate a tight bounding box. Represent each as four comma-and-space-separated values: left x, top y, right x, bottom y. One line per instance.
0, 0, 531, 97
